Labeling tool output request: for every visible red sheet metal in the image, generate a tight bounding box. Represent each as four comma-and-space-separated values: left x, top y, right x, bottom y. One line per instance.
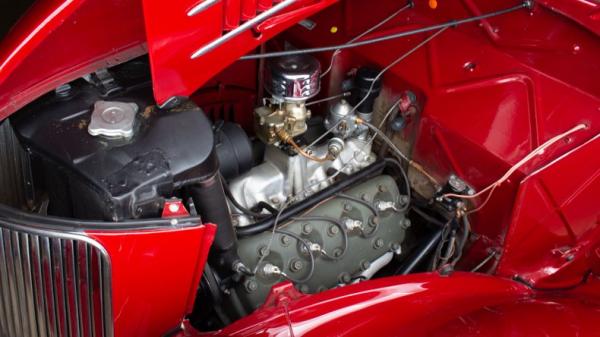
87, 223, 216, 337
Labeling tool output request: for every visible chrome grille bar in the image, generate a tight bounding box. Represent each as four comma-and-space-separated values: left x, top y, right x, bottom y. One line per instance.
0, 223, 112, 337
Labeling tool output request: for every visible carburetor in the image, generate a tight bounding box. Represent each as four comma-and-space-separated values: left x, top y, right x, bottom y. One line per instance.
255, 54, 321, 144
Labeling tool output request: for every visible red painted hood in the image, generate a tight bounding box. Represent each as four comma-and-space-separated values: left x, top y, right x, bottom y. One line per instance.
0, 0, 598, 118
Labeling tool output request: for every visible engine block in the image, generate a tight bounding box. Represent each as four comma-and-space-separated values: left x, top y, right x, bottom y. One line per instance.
230, 175, 409, 312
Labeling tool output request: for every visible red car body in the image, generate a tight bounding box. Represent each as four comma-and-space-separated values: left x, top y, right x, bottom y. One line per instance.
0, 0, 599, 336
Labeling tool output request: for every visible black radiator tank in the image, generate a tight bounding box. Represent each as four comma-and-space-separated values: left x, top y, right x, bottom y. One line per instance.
13, 82, 219, 221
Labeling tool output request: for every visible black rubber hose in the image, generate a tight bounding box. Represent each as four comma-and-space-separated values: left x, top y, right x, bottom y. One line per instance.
190, 172, 239, 272
236, 160, 386, 237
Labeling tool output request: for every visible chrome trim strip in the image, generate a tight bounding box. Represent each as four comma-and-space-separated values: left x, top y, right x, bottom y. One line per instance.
190, 0, 297, 59
187, 0, 220, 17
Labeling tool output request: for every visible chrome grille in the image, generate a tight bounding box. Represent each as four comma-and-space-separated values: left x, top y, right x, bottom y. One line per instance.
0, 223, 112, 337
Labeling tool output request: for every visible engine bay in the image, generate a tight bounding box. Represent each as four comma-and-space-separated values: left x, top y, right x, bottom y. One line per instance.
0, 48, 478, 328
0, 0, 597, 332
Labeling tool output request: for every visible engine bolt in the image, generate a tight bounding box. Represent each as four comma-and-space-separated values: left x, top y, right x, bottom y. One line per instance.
338, 272, 351, 284
280, 234, 291, 246
328, 225, 340, 236
378, 185, 387, 193
391, 242, 401, 252
244, 279, 258, 293
361, 193, 370, 201
400, 218, 412, 229
302, 223, 313, 235
289, 259, 304, 272
373, 238, 384, 249
343, 202, 353, 211
369, 216, 379, 227
360, 260, 371, 271
258, 245, 270, 257
333, 248, 343, 257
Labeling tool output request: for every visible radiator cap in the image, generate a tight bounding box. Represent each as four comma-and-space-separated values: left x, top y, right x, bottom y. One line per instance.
88, 100, 138, 138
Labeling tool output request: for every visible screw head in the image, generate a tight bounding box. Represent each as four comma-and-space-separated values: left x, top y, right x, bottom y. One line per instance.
360, 260, 371, 271
373, 238, 384, 249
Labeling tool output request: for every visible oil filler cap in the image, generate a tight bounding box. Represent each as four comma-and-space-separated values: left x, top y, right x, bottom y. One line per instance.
88, 100, 138, 138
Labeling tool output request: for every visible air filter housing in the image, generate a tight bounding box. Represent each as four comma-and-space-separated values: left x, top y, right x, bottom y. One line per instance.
265, 54, 321, 102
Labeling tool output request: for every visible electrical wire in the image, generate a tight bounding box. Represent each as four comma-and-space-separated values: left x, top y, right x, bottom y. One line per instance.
240, 2, 528, 60
292, 215, 348, 260
450, 215, 470, 267
336, 194, 379, 217
320, 1, 413, 78
221, 174, 269, 219
442, 123, 588, 213
249, 27, 449, 279
274, 228, 316, 283
306, 92, 350, 106
471, 250, 497, 273
305, 27, 449, 151
363, 120, 439, 186
383, 157, 411, 211
336, 193, 381, 238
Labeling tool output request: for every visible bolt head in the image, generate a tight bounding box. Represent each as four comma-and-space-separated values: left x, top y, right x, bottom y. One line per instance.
328, 225, 340, 236
244, 279, 258, 293
302, 223, 313, 235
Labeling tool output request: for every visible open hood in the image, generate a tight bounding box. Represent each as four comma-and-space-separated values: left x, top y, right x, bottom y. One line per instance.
142, 0, 337, 107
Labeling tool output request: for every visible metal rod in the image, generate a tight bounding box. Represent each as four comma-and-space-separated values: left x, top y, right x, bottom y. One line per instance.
191, 0, 298, 59
395, 228, 443, 275
187, 0, 220, 17
305, 92, 350, 106
240, 1, 529, 60
321, 0, 413, 78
